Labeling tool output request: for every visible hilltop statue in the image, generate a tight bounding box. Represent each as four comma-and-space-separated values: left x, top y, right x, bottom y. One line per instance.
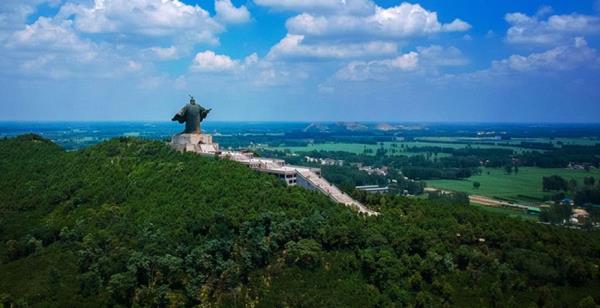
172, 96, 211, 134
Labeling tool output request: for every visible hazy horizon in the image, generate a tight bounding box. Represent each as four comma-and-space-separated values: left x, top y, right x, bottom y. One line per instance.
3, 120, 600, 125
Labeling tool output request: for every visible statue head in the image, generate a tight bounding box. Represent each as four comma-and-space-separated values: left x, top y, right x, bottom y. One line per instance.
189, 95, 196, 104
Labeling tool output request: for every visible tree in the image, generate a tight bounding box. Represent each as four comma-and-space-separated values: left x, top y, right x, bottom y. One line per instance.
568, 179, 578, 192
578, 296, 597, 308
473, 182, 481, 189
107, 271, 138, 305
543, 175, 568, 191
504, 165, 513, 175
285, 239, 322, 268
583, 176, 595, 187
540, 203, 573, 224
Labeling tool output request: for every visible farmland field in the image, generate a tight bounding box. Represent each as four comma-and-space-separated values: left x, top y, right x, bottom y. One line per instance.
427, 167, 600, 203
266, 141, 528, 155
471, 203, 537, 221
415, 136, 600, 146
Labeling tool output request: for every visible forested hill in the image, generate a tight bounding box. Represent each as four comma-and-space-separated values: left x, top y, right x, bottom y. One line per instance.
1, 135, 600, 307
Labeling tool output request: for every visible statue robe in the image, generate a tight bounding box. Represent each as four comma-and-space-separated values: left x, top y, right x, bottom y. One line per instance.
172, 103, 209, 134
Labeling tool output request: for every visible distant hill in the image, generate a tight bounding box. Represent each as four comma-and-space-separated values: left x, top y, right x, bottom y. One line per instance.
303, 122, 369, 133
376, 123, 397, 131
1, 135, 600, 307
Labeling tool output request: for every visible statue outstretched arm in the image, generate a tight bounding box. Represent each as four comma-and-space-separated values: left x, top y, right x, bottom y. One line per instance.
171, 107, 187, 123
200, 108, 212, 121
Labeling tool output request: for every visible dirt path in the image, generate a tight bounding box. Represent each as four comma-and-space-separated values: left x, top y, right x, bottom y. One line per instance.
470, 195, 528, 209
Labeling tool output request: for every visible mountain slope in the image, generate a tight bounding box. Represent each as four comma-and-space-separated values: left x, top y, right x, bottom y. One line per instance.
1, 135, 599, 307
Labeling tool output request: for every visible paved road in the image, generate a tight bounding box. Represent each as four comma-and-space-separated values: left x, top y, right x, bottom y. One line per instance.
297, 169, 379, 216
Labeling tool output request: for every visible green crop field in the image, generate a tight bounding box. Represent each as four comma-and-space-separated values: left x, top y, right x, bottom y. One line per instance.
472, 203, 537, 221
427, 167, 600, 204
268, 141, 527, 155
264, 139, 600, 207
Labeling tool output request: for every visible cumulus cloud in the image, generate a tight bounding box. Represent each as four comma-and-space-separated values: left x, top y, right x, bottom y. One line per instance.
267, 34, 397, 60
0, 1, 63, 43
190, 51, 259, 73
215, 0, 251, 24
0, 0, 237, 79
264, 1, 469, 64
5, 17, 103, 75
190, 50, 239, 72
9, 17, 93, 54
2, 10, 151, 79
332, 44, 470, 81
505, 11, 600, 45
286, 3, 470, 39
57, 0, 223, 44
493, 37, 598, 72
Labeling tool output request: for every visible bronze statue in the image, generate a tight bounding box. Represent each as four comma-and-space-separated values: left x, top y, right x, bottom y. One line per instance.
172, 96, 211, 134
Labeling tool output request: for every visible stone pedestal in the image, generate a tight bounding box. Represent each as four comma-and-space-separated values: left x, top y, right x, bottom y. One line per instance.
170, 133, 219, 155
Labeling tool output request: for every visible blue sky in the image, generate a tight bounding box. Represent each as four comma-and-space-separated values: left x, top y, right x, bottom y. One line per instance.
1, 0, 600, 122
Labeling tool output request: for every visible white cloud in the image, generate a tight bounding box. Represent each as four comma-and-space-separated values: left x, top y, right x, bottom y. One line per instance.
188, 50, 263, 78
506, 12, 600, 45
267, 34, 397, 60
215, 0, 250, 24
417, 45, 468, 67
386, 52, 419, 70
190, 50, 240, 72
190, 50, 259, 73
254, 0, 373, 14
244, 53, 259, 65
57, 0, 223, 44
0, 0, 62, 34
285, 3, 470, 39
254, 68, 288, 86
8, 17, 97, 61
145, 46, 178, 60
335, 51, 419, 81
0, 0, 235, 79
492, 37, 598, 72
442, 19, 472, 32
2, 15, 147, 79
10, 18, 82, 49
332, 45, 468, 81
